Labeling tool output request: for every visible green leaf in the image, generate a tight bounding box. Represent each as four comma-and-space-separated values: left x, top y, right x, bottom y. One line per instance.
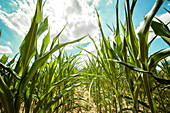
148, 35, 157, 48
0, 54, 9, 64
151, 21, 170, 46
40, 31, 50, 56
95, 8, 115, 60
23, 87, 30, 112
35, 0, 43, 23
89, 77, 98, 100
109, 59, 170, 84
44, 82, 87, 111
37, 17, 49, 37
0, 75, 15, 113
148, 48, 170, 70
19, 0, 42, 73
163, 7, 170, 13
50, 22, 68, 50
115, 0, 123, 55
121, 94, 150, 109
7, 53, 19, 66
110, 59, 149, 73
15, 1, 43, 112
0, 62, 21, 80
106, 24, 115, 35
130, 0, 137, 15
126, 0, 139, 60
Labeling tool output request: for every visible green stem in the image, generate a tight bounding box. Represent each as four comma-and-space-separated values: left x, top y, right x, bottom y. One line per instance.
138, 0, 165, 112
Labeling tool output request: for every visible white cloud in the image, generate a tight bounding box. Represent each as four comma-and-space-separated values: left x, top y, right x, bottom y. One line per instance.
43, 0, 99, 42
135, 21, 144, 35
0, 5, 1, 9
166, 56, 170, 61
8, 42, 11, 45
106, 0, 113, 5
93, 0, 100, 6
87, 0, 100, 6
135, 12, 170, 42
7, 42, 13, 47
0, 10, 32, 38
0, 45, 13, 54
168, 3, 170, 6
155, 13, 170, 25
0, 0, 99, 51
0, 0, 35, 38
10, 0, 18, 7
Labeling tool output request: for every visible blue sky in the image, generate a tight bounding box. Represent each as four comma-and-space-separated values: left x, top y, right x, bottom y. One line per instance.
0, 0, 169, 59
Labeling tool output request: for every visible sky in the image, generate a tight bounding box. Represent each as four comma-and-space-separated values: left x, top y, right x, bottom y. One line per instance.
0, 0, 169, 61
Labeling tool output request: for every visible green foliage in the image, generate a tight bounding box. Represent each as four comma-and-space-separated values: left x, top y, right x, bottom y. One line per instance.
151, 20, 170, 45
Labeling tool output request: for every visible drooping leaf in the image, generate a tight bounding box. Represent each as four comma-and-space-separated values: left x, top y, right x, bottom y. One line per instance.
148, 48, 170, 70
109, 59, 170, 84
121, 94, 150, 109
151, 20, 170, 46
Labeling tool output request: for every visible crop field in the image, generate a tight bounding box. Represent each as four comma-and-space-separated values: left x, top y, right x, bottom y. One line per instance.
0, 0, 169, 113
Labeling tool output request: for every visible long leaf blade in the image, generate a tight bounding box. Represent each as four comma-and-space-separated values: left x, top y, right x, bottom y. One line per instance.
148, 48, 170, 70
